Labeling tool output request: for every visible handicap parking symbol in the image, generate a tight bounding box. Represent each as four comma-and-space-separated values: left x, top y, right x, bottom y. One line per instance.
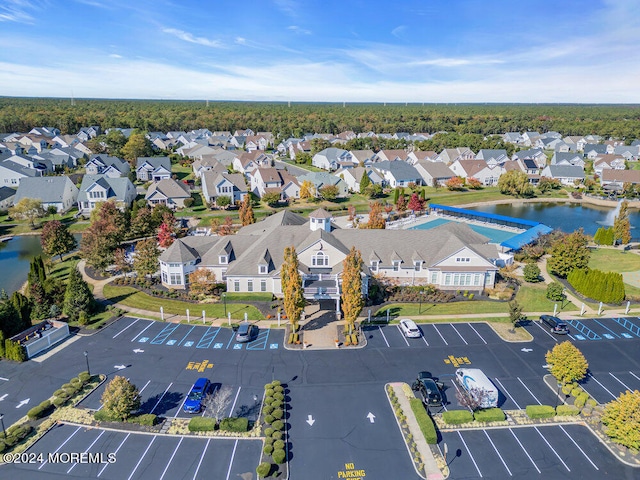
603, 334, 614, 339
213, 343, 223, 349
574, 335, 586, 340
166, 340, 177, 346
621, 333, 633, 339
139, 337, 149, 343
184, 341, 194, 347
269, 344, 279, 349
233, 344, 243, 350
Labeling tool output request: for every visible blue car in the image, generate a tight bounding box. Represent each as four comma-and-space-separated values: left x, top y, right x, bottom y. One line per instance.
183, 378, 211, 413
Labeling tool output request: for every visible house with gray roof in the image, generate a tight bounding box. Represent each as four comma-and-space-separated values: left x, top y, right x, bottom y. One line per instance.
85, 155, 130, 177
511, 148, 547, 168
0, 153, 47, 186
371, 160, 422, 187
334, 166, 383, 193
157, 209, 502, 313
14, 176, 79, 213
297, 171, 348, 197
145, 178, 191, 209
201, 170, 248, 206
583, 144, 607, 159
312, 147, 350, 171
0, 186, 16, 210
436, 147, 475, 165
77, 174, 136, 214
550, 152, 584, 167
476, 149, 508, 163
136, 157, 172, 182
540, 165, 585, 186
414, 161, 455, 187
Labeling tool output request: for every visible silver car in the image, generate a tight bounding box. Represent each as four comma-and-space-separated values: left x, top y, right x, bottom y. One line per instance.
399, 318, 421, 338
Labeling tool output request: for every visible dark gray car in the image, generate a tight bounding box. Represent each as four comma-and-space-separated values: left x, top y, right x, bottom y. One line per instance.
236, 323, 258, 343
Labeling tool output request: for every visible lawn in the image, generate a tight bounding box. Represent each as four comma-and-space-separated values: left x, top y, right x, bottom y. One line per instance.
102, 284, 264, 320
48, 254, 81, 282
374, 300, 508, 318
514, 283, 578, 313
589, 248, 640, 272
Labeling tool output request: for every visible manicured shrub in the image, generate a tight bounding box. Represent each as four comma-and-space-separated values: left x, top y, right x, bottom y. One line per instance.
442, 410, 474, 425
274, 385, 284, 394
264, 427, 275, 437
264, 414, 274, 425
561, 385, 573, 396
78, 371, 91, 383
526, 405, 556, 419
53, 389, 66, 397
256, 462, 272, 478
567, 268, 625, 304
265, 389, 274, 397
270, 380, 281, 387
188, 417, 216, 432
269, 399, 283, 409
273, 439, 285, 450
271, 408, 284, 420
52, 396, 68, 408
556, 405, 580, 416
571, 388, 583, 398
220, 417, 249, 432
409, 398, 438, 444
473, 408, 505, 423
264, 436, 274, 445
574, 393, 588, 408
271, 420, 284, 431
262, 404, 274, 415
271, 430, 283, 440
273, 392, 284, 401
129, 414, 157, 426
587, 399, 597, 407
263, 444, 274, 455
94, 409, 118, 422
27, 400, 52, 420
272, 448, 287, 464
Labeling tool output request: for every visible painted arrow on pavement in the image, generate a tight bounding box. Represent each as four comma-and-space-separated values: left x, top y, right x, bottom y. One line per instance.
16, 398, 30, 408
306, 415, 315, 426
114, 365, 127, 370
367, 412, 376, 423
521, 348, 533, 352
133, 349, 144, 353
0, 393, 7, 401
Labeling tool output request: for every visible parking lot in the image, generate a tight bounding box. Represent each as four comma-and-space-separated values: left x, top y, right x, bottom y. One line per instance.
3, 423, 262, 480
363, 321, 497, 349
526, 316, 640, 344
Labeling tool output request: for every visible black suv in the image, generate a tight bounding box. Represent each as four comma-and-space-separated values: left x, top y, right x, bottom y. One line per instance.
540, 315, 569, 335
412, 372, 444, 407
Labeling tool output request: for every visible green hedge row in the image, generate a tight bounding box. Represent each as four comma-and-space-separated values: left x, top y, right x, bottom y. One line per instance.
220, 417, 249, 432
556, 405, 580, 416
442, 409, 474, 425
567, 268, 625, 304
526, 405, 556, 419
473, 408, 505, 422
409, 398, 438, 444
27, 400, 53, 420
188, 417, 216, 432
0, 424, 33, 452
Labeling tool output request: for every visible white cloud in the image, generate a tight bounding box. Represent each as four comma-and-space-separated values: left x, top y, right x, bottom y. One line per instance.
0, 0, 39, 23
109, 53, 123, 58
410, 57, 505, 67
162, 28, 224, 48
391, 25, 407, 39
287, 25, 311, 35
273, 0, 298, 17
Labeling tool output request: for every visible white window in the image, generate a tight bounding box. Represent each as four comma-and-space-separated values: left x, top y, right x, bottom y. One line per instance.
430, 272, 438, 284
169, 263, 180, 268
259, 265, 267, 274
162, 271, 167, 283
234, 280, 240, 292
414, 261, 421, 272
393, 261, 400, 272
444, 273, 452, 285
247, 280, 253, 292
312, 251, 329, 266
370, 261, 378, 272
455, 257, 470, 263
219, 255, 228, 264
473, 274, 481, 286
170, 273, 182, 285
260, 279, 267, 292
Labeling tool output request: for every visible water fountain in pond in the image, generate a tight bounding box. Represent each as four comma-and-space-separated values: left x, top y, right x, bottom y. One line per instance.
600, 199, 622, 226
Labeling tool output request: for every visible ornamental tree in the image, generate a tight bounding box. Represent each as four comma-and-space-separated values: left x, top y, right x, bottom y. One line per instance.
188, 269, 217, 296
100, 376, 141, 421
299, 180, 316, 199
364, 201, 385, 229
445, 176, 465, 191
547, 229, 590, 278
239, 195, 255, 226
498, 170, 534, 197
407, 193, 425, 212
319, 184, 339, 201
133, 238, 160, 279
523, 262, 541, 283
63, 267, 94, 322
601, 390, 640, 450
41, 220, 77, 262
10, 198, 45, 227
545, 341, 588, 385
341, 247, 364, 331
281, 246, 304, 327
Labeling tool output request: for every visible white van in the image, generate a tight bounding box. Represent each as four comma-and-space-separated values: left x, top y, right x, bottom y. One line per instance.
455, 368, 499, 409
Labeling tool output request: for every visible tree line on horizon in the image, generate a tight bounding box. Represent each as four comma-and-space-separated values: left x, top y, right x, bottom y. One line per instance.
1, 98, 640, 142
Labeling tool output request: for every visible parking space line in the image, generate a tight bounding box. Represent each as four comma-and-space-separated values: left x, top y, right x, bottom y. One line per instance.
38, 426, 82, 469
225, 439, 239, 480
613, 317, 640, 337
127, 436, 156, 480
247, 328, 271, 350
559, 425, 599, 470
131, 322, 154, 342
593, 319, 620, 338
534, 427, 570, 471
450, 324, 468, 345
509, 429, 540, 474
457, 431, 483, 477
228, 386, 242, 417
97, 433, 130, 477
532, 321, 558, 341
483, 430, 512, 476
494, 378, 521, 409
587, 373, 617, 399
150, 323, 180, 344
193, 438, 211, 480
112, 318, 139, 338
630, 371, 640, 382
378, 326, 390, 347
609, 372, 633, 391
518, 377, 542, 405
149, 383, 173, 414
421, 335, 429, 346
177, 325, 196, 346
138, 380, 151, 395
175, 381, 196, 418
396, 325, 410, 346
67, 430, 105, 473
159, 437, 184, 480
432, 325, 448, 345
468, 324, 487, 344
197, 326, 222, 349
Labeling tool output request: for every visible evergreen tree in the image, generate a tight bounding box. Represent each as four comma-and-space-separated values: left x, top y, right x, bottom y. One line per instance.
0, 291, 22, 337
100, 376, 141, 421
613, 200, 631, 245
341, 247, 364, 331
10, 291, 32, 331
523, 262, 541, 282
359, 171, 371, 192
28, 255, 46, 287
0, 330, 4, 357
28, 280, 51, 321
63, 267, 94, 322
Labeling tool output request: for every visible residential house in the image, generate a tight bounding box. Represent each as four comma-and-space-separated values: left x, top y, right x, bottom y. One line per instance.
157, 209, 503, 304
593, 155, 626, 176
192, 156, 227, 179
136, 157, 172, 182
539, 165, 585, 186
249, 167, 299, 199
449, 159, 505, 186
376, 149, 409, 162
436, 147, 475, 165
521, 131, 541, 147
29, 127, 60, 137
414, 161, 456, 187
14, 176, 79, 213
476, 149, 509, 163
145, 178, 191, 209
85, 155, 130, 177
600, 169, 640, 191
0, 154, 47, 186
551, 152, 585, 168
77, 174, 137, 214
0, 186, 16, 210
407, 150, 438, 164
16, 134, 50, 153
201, 171, 248, 206
232, 151, 271, 176
244, 134, 272, 152
371, 160, 422, 188
297, 172, 348, 197
75, 126, 101, 142
511, 148, 547, 169
613, 145, 640, 161
347, 150, 377, 167
563, 136, 585, 151
583, 144, 607, 159
503, 132, 524, 144
334, 166, 383, 193
288, 140, 311, 161
312, 147, 350, 171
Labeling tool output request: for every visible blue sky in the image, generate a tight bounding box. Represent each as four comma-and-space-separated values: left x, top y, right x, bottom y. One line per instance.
0, 0, 638, 102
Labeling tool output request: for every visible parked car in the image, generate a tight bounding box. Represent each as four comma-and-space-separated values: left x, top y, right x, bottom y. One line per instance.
412, 371, 444, 407
236, 322, 258, 343
399, 318, 421, 338
183, 377, 211, 413
540, 315, 569, 335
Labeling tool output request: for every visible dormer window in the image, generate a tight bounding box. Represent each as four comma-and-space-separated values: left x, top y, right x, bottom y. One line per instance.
312, 251, 329, 266
219, 255, 228, 264
393, 261, 400, 271
259, 264, 267, 274
370, 261, 378, 272
414, 261, 421, 272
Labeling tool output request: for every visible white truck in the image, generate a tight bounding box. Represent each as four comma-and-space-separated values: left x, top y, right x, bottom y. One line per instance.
455, 368, 499, 409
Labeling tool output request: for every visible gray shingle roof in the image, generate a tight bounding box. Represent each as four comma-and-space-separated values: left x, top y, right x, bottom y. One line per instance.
0, 186, 16, 202
136, 156, 171, 171
373, 160, 421, 180
145, 178, 190, 200
77, 174, 134, 203
14, 176, 78, 204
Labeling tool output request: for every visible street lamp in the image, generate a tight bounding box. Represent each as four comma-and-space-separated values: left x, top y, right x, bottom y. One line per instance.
84, 351, 91, 376
554, 383, 562, 410
419, 291, 426, 314
0, 414, 5, 439
222, 293, 227, 317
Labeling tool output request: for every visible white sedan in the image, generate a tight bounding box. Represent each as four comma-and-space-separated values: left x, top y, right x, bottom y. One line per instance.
399, 318, 421, 338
